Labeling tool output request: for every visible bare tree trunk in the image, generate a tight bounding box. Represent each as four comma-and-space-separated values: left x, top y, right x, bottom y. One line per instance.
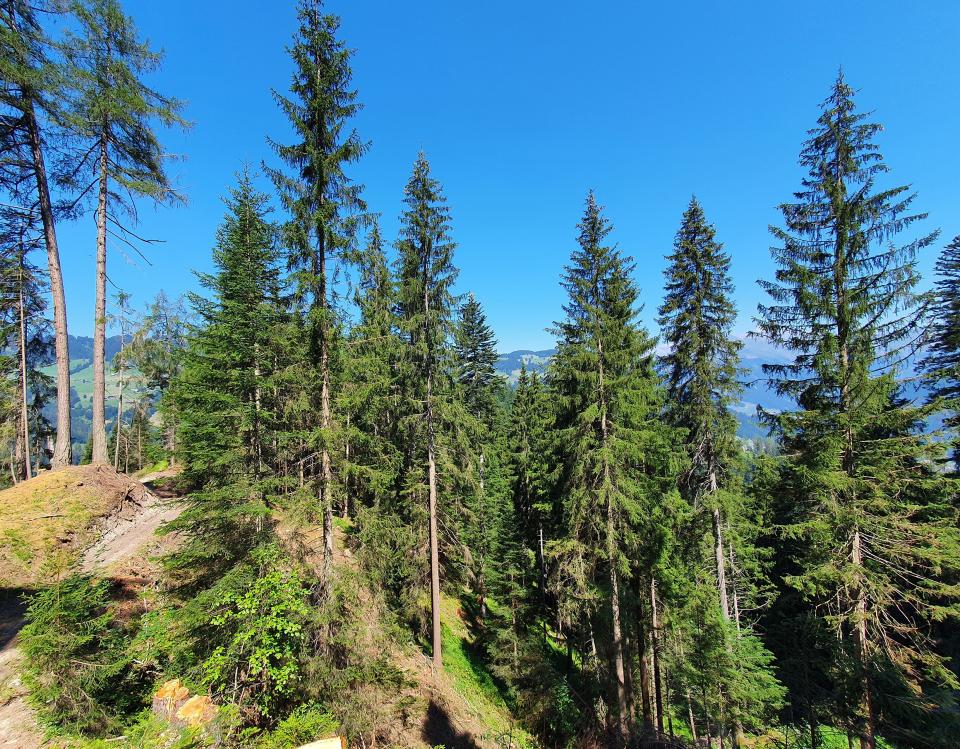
113, 327, 126, 470
17, 259, 32, 480
608, 533, 629, 744
316, 226, 335, 586
25, 99, 70, 467
852, 528, 876, 749
91, 126, 110, 464
637, 610, 653, 729
650, 578, 664, 734
427, 375, 442, 670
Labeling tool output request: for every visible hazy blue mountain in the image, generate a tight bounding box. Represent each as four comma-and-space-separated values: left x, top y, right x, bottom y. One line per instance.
496, 338, 794, 446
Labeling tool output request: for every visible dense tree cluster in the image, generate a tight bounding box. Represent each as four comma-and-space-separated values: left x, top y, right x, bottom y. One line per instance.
5, 2, 960, 748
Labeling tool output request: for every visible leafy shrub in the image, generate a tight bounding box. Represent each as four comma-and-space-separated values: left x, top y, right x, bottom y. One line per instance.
256, 704, 339, 748
20, 575, 146, 735
199, 544, 310, 724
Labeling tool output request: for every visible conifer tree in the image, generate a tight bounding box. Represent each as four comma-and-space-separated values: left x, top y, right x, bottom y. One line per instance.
339, 219, 401, 511
508, 365, 554, 611
167, 173, 284, 582
659, 197, 782, 739
551, 191, 671, 745
453, 293, 507, 618
1, 0, 72, 466
266, 0, 368, 584
395, 153, 459, 669
921, 234, 960, 470
757, 73, 960, 748
62, 0, 185, 464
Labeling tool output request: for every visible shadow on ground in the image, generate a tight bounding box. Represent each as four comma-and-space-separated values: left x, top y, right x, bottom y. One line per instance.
0, 588, 32, 651
422, 698, 480, 749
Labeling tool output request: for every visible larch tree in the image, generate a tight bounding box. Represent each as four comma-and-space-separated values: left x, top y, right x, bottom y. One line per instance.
62, 0, 185, 464
266, 0, 367, 584
0, 205, 53, 481
0, 0, 71, 466
395, 152, 459, 670
757, 72, 960, 749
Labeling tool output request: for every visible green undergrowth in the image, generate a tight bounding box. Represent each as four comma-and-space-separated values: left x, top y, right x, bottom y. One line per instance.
438, 594, 536, 749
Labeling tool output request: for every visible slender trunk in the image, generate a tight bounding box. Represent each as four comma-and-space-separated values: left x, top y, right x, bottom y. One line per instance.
113, 334, 126, 470
636, 587, 654, 729
852, 528, 875, 749
477, 450, 487, 620
711, 478, 730, 622
424, 272, 442, 670
687, 689, 698, 744
710, 469, 743, 746
650, 577, 664, 734
608, 551, 629, 744
91, 124, 110, 463
427, 389, 442, 670
17, 260, 32, 481
317, 227, 334, 584
25, 99, 70, 467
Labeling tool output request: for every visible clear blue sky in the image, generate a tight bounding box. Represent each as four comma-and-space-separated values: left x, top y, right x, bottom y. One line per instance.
54, 0, 960, 352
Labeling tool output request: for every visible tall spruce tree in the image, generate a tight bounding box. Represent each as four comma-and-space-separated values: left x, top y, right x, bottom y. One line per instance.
921, 234, 960, 470
167, 173, 283, 582
659, 198, 783, 740
757, 73, 960, 748
338, 219, 402, 512
659, 197, 742, 620
550, 191, 670, 745
62, 0, 185, 464
454, 293, 507, 619
0, 0, 72, 466
266, 0, 367, 584
395, 153, 459, 669
508, 365, 555, 613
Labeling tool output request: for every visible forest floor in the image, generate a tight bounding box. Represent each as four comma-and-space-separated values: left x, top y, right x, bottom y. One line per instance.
0, 468, 530, 748
0, 465, 181, 749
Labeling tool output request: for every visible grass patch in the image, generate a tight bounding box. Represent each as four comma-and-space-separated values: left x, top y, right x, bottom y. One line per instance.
0, 466, 140, 587
438, 594, 535, 748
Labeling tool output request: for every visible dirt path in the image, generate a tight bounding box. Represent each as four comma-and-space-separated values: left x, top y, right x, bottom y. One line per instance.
81, 471, 182, 572
0, 469, 183, 748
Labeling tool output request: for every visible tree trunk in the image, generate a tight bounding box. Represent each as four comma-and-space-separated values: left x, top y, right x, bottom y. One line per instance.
25, 99, 71, 467
852, 528, 876, 749
316, 225, 334, 585
424, 260, 442, 670
113, 338, 125, 470
91, 126, 110, 464
608, 542, 629, 745
650, 577, 664, 734
636, 587, 654, 729
597, 334, 629, 745
17, 258, 32, 481
427, 390, 442, 670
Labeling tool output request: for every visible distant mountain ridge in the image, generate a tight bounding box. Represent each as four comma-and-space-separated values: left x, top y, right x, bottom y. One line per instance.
495, 342, 792, 445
